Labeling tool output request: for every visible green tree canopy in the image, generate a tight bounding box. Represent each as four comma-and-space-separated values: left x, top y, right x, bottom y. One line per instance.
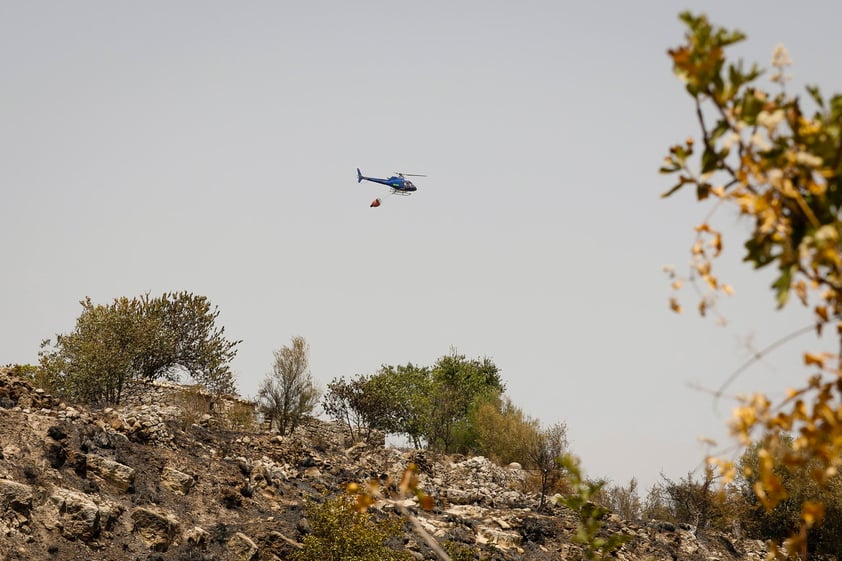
293, 495, 412, 561
322, 350, 506, 453
39, 291, 240, 404
372, 363, 432, 449
424, 350, 505, 453
322, 372, 399, 443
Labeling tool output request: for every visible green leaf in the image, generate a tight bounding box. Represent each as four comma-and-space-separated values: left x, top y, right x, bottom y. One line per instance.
743, 236, 776, 269
661, 181, 687, 198
740, 90, 765, 125
807, 85, 825, 109
771, 266, 794, 308
701, 146, 719, 174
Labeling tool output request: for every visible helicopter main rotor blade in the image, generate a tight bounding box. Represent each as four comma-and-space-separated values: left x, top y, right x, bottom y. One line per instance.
395, 172, 427, 177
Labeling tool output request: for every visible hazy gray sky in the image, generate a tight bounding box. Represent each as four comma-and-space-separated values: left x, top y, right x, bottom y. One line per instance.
3, 1, 842, 492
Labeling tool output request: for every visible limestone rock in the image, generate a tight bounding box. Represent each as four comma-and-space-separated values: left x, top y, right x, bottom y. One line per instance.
161, 466, 195, 495
0, 479, 33, 515
228, 531, 259, 561
131, 506, 179, 552
185, 525, 210, 546
49, 488, 101, 542
86, 454, 136, 492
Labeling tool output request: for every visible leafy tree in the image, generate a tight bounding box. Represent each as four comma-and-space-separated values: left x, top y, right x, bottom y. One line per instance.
322, 373, 398, 443
293, 495, 413, 561
258, 336, 320, 435
662, 11, 842, 557
39, 292, 239, 404
373, 363, 431, 448
324, 352, 505, 452
526, 422, 568, 510
423, 350, 505, 453
469, 394, 540, 465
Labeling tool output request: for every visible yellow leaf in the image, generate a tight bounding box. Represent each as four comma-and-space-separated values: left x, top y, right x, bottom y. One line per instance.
710, 233, 723, 256
721, 283, 735, 295
794, 280, 807, 305
802, 501, 825, 528
804, 353, 826, 368
815, 306, 829, 322
670, 298, 683, 314
692, 240, 704, 255
399, 465, 418, 496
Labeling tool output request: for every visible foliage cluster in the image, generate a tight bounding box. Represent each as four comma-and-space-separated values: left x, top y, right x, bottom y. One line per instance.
638, 471, 744, 532
322, 350, 507, 454
739, 437, 842, 557
293, 495, 412, 561
662, 11, 842, 558
257, 336, 320, 435
322, 366, 419, 444
39, 292, 239, 404
469, 394, 540, 465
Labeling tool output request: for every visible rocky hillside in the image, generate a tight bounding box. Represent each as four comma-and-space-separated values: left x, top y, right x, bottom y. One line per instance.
0, 368, 768, 561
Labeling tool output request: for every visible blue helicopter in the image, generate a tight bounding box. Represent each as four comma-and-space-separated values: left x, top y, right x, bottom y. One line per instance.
357, 168, 426, 207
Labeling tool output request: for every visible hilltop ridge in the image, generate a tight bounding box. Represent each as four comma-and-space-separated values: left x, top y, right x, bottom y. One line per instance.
0, 367, 767, 561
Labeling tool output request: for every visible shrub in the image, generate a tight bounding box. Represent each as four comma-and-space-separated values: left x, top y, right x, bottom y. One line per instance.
642, 471, 745, 532
39, 292, 239, 405
594, 477, 642, 521
294, 495, 412, 561
739, 438, 842, 556
469, 394, 540, 465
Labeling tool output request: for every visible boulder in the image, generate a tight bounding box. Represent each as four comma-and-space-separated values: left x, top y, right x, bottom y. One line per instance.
49, 488, 101, 542
86, 454, 135, 492
228, 531, 259, 561
161, 466, 195, 495
0, 479, 33, 515
131, 506, 179, 552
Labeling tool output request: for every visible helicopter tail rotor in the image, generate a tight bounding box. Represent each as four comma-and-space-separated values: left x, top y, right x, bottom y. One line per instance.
357, 168, 363, 183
